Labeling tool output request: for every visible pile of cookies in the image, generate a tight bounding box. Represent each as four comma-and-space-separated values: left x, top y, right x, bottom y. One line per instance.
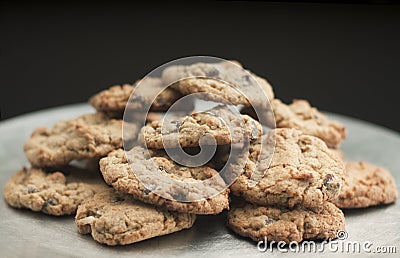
3, 60, 398, 246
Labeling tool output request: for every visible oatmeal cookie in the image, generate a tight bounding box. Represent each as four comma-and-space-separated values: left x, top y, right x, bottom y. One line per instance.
99, 147, 229, 214
139, 105, 262, 149
89, 77, 187, 118
227, 201, 345, 243
241, 99, 346, 148
162, 61, 274, 106
75, 188, 196, 246
230, 128, 345, 210
3, 167, 107, 216
24, 113, 136, 167
333, 161, 398, 208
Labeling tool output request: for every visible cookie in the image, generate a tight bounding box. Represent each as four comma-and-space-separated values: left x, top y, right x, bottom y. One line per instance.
139, 105, 262, 149
75, 188, 196, 246
227, 201, 345, 243
230, 128, 345, 210
333, 161, 398, 208
162, 61, 274, 106
3, 167, 107, 216
241, 99, 346, 148
131, 111, 191, 124
89, 84, 133, 118
99, 147, 230, 214
208, 144, 231, 171
24, 113, 136, 167
329, 148, 344, 161
89, 77, 187, 117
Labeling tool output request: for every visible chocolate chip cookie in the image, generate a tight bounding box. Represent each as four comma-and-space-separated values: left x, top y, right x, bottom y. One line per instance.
99, 147, 230, 214
89, 77, 187, 118
333, 161, 398, 208
3, 167, 107, 216
162, 61, 274, 106
139, 105, 262, 149
75, 188, 196, 246
227, 201, 345, 243
230, 128, 345, 210
24, 113, 136, 167
241, 99, 346, 148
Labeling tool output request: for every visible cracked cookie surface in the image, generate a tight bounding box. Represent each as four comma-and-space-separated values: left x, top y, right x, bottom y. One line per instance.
139, 105, 262, 149
227, 201, 345, 243
100, 147, 230, 214
75, 188, 196, 246
3, 167, 107, 216
230, 128, 345, 210
162, 61, 274, 106
89, 77, 186, 118
333, 161, 398, 208
24, 113, 137, 167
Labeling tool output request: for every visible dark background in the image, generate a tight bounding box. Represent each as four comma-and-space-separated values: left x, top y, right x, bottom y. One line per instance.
1, 1, 400, 132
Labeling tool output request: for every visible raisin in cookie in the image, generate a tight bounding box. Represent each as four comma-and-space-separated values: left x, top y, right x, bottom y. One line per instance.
227, 201, 345, 243
139, 105, 262, 149
230, 128, 345, 210
3, 167, 107, 216
241, 99, 346, 148
24, 113, 137, 167
333, 161, 398, 208
75, 188, 196, 246
99, 147, 229, 214
89, 77, 187, 118
162, 61, 274, 106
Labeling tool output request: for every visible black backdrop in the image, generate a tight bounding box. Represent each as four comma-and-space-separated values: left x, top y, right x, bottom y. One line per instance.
1, 2, 400, 132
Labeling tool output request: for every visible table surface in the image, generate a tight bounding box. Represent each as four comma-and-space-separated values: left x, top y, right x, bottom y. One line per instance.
0, 103, 399, 258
